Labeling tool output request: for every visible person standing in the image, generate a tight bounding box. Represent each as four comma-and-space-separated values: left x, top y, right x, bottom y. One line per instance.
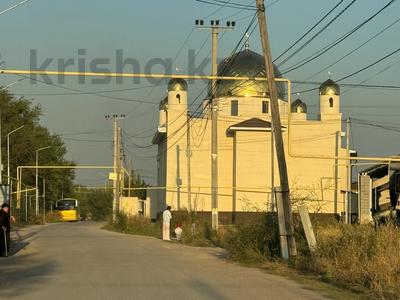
0, 203, 12, 257
162, 206, 172, 241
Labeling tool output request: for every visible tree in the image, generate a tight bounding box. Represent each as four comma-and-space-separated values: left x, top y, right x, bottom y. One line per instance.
0, 88, 75, 211
73, 188, 112, 221
124, 170, 148, 199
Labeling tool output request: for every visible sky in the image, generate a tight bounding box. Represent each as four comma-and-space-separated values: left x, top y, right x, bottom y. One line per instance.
0, 0, 399, 186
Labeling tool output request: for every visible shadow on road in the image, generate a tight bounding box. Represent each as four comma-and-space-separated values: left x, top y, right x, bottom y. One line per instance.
9, 229, 39, 256
186, 279, 226, 300
0, 253, 57, 298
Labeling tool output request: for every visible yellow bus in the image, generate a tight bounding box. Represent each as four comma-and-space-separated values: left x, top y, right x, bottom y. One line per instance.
56, 198, 80, 222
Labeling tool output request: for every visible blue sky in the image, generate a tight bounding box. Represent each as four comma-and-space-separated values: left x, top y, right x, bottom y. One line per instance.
1, 0, 399, 185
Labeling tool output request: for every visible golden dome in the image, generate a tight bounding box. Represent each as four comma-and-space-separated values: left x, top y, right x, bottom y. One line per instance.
168, 78, 187, 92
211, 49, 285, 98
319, 79, 340, 96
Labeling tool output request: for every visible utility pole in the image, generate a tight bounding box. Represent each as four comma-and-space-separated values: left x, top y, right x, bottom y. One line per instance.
270, 123, 275, 211
35, 146, 51, 216
7, 125, 25, 186
118, 126, 123, 209
195, 19, 235, 230
186, 118, 192, 212
128, 159, 132, 197
25, 189, 28, 222
106, 114, 125, 223
334, 131, 339, 215
255, 0, 297, 258
42, 178, 46, 224
345, 117, 351, 224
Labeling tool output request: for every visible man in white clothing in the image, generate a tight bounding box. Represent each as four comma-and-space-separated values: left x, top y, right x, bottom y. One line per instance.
162, 206, 172, 241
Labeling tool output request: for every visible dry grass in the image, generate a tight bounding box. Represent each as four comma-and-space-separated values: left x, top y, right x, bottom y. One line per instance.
305, 223, 400, 299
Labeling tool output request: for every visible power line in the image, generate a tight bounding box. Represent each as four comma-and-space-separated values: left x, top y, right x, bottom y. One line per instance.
273, 0, 345, 64
60, 130, 112, 136
173, 27, 196, 62
293, 80, 400, 91
11, 84, 157, 96
303, 15, 400, 81
137, 15, 260, 160
14, 74, 160, 104
341, 57, 400, 94
277, 0, 357, 67
122, 130, 154, 149
147, 13, 260, 151
337, 46, 400, 82
0, 0, 31, 16
203, 0, 233, 19
281, 0, 396, 74
194, 0, 256, 11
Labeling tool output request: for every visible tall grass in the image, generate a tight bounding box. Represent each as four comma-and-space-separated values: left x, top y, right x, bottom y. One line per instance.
305, 223, 400, 299
221, 215, 280, 264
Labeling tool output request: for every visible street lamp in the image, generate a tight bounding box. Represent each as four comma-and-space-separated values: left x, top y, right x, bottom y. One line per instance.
0, 77, 27, 184
35, 146, 51, 216
7, 125, 25, 185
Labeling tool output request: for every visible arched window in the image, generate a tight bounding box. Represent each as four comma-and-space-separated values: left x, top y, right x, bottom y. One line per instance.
176, 93, 181, 103
329, 97, 334, 108
231, 100, 238, 116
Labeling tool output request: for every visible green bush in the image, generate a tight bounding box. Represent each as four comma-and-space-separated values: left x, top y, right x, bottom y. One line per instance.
76, 190, 112, 221
110, 213, 162, 238
45, 211, 62, 223
180, 221, 217, 247
221, 214, 280, 264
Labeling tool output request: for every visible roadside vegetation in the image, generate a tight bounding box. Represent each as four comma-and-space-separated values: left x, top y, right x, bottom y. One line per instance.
108, 211, 400, 299
0, 88, 75, 225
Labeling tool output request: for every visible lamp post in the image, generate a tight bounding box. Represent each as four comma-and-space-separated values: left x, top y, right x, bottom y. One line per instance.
35, 146, 51, 215
7, 125, 25, 185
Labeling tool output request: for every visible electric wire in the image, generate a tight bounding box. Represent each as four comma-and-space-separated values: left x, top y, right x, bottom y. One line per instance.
273, 0, 345, 64
0, 0, 31, 16
13, 74, 160, 104
281, 0, 396, 74
135, 14, 259, 160
194, 0, 256, 11
303, 15, 400, 82
277, 0, 356, 67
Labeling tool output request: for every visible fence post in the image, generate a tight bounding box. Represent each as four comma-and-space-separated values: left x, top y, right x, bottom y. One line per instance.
298, 205, 317, 252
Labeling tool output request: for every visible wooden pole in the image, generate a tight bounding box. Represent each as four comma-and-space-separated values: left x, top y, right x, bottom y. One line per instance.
255, 0, 296, 257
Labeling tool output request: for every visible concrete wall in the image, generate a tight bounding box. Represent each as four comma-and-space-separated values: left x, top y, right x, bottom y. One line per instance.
358, 174, 372, 224
120, 197, 139, 216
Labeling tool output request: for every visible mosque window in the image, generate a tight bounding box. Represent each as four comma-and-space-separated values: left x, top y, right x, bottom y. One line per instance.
329, 97, 334, 108
262, 101, 269, 114
176, 93, 181, 103
231, 100, 238, 116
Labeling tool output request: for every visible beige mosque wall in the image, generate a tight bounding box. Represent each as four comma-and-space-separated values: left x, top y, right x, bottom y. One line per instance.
153, 50, 349, 219
160, 111, 347, 215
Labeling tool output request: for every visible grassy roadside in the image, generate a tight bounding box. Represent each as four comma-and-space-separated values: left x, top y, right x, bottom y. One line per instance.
106, 212, 399, 299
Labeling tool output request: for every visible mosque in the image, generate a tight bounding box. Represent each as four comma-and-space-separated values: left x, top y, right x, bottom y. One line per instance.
149, 48, 349, 222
